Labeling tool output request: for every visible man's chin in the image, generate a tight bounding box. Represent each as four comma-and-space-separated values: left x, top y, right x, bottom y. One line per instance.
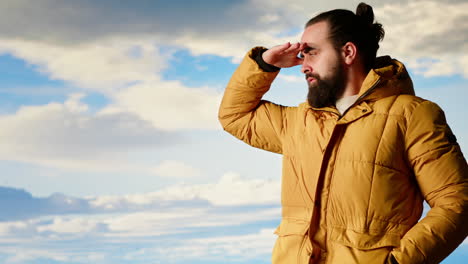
308, 100, 329, 108
308, 95, 331, 108
307, 88, 337, 109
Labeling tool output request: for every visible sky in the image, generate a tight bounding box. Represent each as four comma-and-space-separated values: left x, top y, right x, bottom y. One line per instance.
0, 0, 467, 263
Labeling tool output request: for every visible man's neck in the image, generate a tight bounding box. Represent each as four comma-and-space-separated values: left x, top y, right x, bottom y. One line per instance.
338, 64, 368, 99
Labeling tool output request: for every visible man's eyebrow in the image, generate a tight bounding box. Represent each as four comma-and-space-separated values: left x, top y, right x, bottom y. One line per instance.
299, 44, 318, 58
302, 44, 317, 53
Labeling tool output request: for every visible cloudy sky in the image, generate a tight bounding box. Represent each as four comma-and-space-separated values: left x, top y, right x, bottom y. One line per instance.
0, 0, 467, 263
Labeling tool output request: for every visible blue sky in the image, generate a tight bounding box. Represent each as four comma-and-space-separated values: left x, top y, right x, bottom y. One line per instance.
0, 0, 467, 263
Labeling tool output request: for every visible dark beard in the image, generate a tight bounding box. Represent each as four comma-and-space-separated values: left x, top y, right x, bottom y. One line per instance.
306, 63, 345, 108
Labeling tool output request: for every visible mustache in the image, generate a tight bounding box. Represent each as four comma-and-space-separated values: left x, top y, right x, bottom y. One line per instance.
305, 73, 320, 80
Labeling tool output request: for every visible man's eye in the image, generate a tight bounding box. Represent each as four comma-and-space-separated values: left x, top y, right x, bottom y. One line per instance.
299, 51, 317, 58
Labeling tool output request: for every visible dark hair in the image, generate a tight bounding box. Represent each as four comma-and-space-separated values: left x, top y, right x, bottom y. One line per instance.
305, 2, 385, 71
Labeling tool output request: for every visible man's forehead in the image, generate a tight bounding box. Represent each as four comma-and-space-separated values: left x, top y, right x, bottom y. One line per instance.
300, 21, 330, 44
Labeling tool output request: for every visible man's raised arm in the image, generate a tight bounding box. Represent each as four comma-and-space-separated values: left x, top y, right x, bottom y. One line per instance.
218, 43, 304, 153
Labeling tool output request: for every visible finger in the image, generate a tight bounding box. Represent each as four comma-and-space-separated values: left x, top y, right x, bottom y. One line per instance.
271, 42, 291, 53
299, 42, 307, 50
284, 42, 300, 53
293, 42, 306, 52
297, 43, 307, 56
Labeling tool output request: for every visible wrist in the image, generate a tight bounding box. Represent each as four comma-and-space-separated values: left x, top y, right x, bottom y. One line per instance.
255, 48, 280, 72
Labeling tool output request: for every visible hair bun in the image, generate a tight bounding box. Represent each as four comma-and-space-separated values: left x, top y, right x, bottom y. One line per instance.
356, 2, 374, 25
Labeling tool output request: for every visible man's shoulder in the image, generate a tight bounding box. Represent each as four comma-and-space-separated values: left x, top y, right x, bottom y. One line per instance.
386, 94, 432, 116
382, 95, 449, 128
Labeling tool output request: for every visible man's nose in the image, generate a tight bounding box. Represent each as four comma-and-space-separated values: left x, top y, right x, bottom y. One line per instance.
301, 61, 311, 74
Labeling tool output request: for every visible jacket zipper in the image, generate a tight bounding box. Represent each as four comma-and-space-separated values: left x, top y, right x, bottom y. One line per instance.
338, 79, 382, 120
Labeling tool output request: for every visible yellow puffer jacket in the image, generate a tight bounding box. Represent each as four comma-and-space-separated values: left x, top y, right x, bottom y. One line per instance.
219, 47, 468, 264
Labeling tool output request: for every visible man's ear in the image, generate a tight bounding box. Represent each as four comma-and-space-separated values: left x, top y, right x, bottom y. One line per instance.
341, 42, 358, 65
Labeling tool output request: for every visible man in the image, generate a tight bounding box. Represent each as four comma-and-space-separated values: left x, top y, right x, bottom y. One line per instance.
219, 2, 467, 264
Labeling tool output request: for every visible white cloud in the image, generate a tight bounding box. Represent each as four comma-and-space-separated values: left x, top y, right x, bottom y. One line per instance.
0, 36, 223, 131
109, 80, 222, 131
104, 210, 206, 237
0, 93, 175, 172
173, 30, 302, 64
4, 248, 69, 263
0, 216, 106, 239
377, 0, 468, 77
0, 220, 35, 236
151, 160, 201, 178
0, 37, 165, 90
0, 245, 106, 264
144, 172, 281, 206
0, 205, 279, 241
0, 177, 282, 243
36, 217, 104, 234
124, 228, 276, 262
0, 174, 281, 240
63, 93, 89, 113
190, 228, 276, 258
88, 172, 280, 210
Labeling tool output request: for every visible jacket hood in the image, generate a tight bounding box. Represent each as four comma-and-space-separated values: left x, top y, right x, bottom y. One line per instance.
358, 56, 415, 101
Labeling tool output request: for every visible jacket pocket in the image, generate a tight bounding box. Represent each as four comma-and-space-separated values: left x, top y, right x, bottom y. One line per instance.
327, 226, 400, 264
272, 218, 312, 264
328, 226, 401, 249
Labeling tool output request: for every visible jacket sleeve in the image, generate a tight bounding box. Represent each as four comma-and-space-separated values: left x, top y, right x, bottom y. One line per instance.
393, 100, 468, 264
218, 47, 291, 154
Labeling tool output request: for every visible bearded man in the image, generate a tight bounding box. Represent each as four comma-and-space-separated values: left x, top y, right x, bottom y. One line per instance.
218, 2, 467, 264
